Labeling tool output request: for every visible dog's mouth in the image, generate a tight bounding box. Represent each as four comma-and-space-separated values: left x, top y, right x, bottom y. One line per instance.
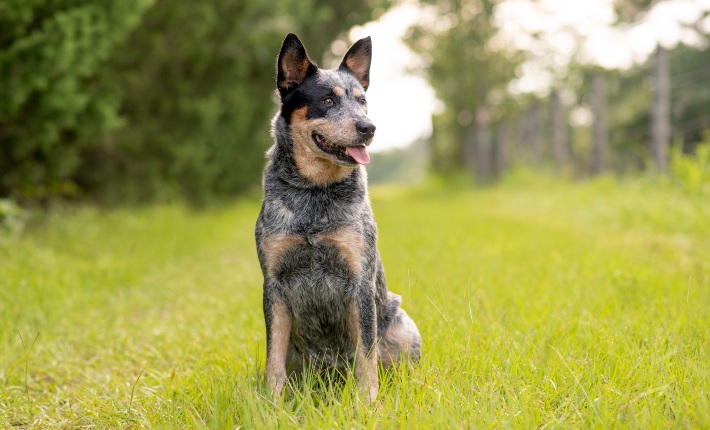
312, 132, 370, 166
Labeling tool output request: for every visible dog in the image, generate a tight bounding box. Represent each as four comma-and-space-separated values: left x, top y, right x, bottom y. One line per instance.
255, 33, 421, 403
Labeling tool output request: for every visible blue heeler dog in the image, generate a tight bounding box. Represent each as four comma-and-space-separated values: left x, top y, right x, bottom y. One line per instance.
255, 33, 421, 403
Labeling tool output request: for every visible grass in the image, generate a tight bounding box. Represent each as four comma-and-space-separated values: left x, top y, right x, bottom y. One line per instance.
1, 176, 709, 428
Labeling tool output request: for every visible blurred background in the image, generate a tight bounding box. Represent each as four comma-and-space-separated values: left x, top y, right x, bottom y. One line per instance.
1, 0, 709, 207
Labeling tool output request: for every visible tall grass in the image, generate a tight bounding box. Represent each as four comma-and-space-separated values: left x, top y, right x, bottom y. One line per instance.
1, 176, 708, 428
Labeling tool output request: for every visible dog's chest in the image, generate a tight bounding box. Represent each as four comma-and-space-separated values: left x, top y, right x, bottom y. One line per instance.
258, 190, 371, 357
259, 188, 369, 276
260, 226, 365, 290
260, 226, 364, 361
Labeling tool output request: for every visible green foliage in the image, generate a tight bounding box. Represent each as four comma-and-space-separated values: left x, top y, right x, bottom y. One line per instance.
1, 179, 709, 427
0, 0, 155, 200
595, 44, 710, 173
670, 140, 710, 194
77, 0, 388, 205
0, 199, 27, 239
614, 0, 654, 22
1, 1, 390, 204
668, 45, 710, 151
405, 0, 520, 176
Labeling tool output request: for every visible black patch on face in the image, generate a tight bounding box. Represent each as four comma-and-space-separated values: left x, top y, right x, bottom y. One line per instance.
281, 73, 337, 124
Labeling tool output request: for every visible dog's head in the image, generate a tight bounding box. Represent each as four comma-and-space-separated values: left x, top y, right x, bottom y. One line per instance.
276, 33, 375, 172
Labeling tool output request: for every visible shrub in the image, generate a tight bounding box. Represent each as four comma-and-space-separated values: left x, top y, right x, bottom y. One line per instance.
0, 199, 27, 239
669, 138, 710, 195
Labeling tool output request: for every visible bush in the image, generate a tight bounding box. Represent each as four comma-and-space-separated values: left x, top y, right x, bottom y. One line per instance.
0, 0, 155, 201
670, 139, 710, 195
1, 1, 391, 205
0, 199, 27, 239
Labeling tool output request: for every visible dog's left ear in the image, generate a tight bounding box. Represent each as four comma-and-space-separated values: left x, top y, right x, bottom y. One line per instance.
339, 36, 372, 91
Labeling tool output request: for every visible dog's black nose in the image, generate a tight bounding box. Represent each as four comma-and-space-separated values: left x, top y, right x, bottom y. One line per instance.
356, 121, 376, 139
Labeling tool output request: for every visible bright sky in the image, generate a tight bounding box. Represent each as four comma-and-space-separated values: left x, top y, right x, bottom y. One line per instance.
498, 0, 710, 94
346, 0, 710, 152
346, 3, 438, 152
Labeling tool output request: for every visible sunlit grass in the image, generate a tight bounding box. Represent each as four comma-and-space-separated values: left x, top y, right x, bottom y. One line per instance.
1, 177, 709, 428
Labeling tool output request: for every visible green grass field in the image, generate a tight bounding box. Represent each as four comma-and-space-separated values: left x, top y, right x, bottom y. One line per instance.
1, 176, 709, 428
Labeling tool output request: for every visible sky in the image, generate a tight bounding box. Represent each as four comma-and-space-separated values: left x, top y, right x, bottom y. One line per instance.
347, 0, 710, 152
347, 3, 438, 152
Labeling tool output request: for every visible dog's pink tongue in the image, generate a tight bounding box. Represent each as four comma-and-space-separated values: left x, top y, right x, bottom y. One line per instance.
346, 146, 370, 166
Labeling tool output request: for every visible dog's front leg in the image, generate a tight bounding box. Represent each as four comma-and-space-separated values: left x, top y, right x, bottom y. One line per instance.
264, 292, 291, 396
347, 297, 378, 404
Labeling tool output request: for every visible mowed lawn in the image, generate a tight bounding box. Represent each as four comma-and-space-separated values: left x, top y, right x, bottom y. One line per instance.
1, 178, 709, 428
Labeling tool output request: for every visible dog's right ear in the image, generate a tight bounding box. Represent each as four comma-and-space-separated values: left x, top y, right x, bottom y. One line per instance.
276, 33, 317, 96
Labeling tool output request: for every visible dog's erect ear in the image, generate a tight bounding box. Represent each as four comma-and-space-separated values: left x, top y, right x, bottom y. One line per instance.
339, 37, 372, 91
277, 33, 317, 95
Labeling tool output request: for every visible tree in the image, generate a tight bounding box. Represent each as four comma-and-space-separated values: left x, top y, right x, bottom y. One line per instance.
406, 0, 519, 182
0, 0, 154, 200
1, 0, 391, 204
591, 70, 608, 173
668, 44, 710, 154
76, 0, 392, 204
603, 43, 710, 172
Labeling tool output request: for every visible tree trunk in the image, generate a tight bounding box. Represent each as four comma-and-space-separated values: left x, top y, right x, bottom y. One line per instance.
463, 126, 477, 174
475, 106, 491, 183
591, 71, 607, 173
522, 104, 542, 165
550, 89, 569, 167
651, 45, 670, 172
493, 120, 509, 178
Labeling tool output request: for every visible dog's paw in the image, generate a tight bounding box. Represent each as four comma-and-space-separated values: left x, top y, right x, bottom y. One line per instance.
266, 370, 287, 396
358, 381, 379, 405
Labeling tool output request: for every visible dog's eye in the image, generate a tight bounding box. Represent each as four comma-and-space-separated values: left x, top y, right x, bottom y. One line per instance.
322, 98, 334, 106
359, 97, 367, 106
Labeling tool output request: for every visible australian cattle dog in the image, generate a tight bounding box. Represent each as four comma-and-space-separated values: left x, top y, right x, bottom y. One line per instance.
255, 33, 421, 403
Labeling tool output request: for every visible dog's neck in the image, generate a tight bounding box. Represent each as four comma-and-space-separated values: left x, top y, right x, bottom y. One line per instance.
267, 115, 366, 191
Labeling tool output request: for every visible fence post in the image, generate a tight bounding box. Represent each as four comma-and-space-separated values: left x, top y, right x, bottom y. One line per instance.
651, 45, 670, 173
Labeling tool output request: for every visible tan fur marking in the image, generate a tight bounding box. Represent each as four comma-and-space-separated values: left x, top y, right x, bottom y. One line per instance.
290, 106, 307, 123
352, 88, 362, 99
279, 52, 310, 90
293, 143, 354, 185
333, 86, 345, 97
261, 234, 305, 276
316, 228, 364, 275
290, 118, 358, 185
346, 301, 379, 403
346, 53, 369, 85
265, 301, 292, 394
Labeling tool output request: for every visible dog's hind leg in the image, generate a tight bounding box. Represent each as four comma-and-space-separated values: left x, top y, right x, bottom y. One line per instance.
285, 343, 304, 374
377, 298, 421, 369
264, 298, 292, 395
